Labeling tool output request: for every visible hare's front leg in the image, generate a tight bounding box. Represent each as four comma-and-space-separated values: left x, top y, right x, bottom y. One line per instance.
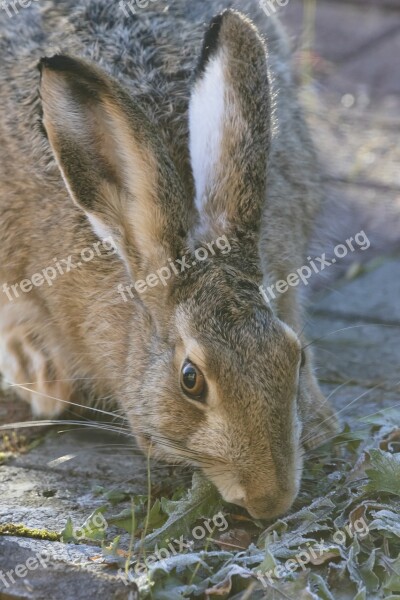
0, 302, 70, 417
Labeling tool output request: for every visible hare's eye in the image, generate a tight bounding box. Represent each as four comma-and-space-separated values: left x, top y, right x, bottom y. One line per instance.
300, 350, 306, 368
180, 361, 205, 400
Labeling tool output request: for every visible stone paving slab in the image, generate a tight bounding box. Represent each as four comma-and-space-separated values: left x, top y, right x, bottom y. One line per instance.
307, 257, 400, 392
0, 463, 131, 533
0, 429, 174, 532
0, 432, 160, 597
0, 464, 95, 531
0, 430, 175, 596
309, 314, 400, 391
308, 217, 400, 295
308, 258, 400, 427
321, 382, 399, 425
9, 429, 160, 484
312, 258, 400, 323
0, 538, 138, 600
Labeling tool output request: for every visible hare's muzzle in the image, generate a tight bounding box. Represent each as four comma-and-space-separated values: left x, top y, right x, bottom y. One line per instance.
243, 491, 298, 520
215, 474, 300, 520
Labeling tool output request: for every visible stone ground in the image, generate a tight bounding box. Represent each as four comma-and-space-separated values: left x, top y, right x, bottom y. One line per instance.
1, 0, 399, 598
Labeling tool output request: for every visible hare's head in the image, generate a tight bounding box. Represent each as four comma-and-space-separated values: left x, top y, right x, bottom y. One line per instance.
40, 10, 306, 518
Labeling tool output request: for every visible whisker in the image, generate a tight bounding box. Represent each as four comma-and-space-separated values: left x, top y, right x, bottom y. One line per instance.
6, 377, 122, 386
356, 399, 400, 426
0, 419, 134, 437
301, 379, 400, 446
302, 324, 367, 350
303, 322, 400, 352
325, 379, 354, 402
4, 381, 124, 421
303, 396, 400, 454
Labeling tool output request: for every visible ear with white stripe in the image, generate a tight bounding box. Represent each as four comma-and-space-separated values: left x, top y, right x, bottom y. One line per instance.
189, 10, 271, 237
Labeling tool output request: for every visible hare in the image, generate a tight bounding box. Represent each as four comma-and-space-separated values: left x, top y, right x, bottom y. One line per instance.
0, 0, 338, 519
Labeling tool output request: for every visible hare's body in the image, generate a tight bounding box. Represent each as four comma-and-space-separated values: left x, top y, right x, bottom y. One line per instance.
0, 0, 337, 518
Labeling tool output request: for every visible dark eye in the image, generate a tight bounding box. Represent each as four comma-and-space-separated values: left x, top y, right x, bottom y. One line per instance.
300, 350, 306, 368
180, 361, 206, 400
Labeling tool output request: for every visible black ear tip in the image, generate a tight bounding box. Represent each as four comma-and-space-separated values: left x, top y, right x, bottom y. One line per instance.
38, 55, 79, 74
196, 12, 225, 77
38, 56, 50, 74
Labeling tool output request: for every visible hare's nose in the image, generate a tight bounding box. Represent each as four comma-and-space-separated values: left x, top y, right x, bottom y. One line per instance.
245, 493, 295, 520
227, 496, 246, 509
218, 484, 247, 508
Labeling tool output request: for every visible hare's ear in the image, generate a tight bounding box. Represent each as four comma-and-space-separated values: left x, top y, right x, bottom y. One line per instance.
39, 55, 188, 281
189, 11, 270, 238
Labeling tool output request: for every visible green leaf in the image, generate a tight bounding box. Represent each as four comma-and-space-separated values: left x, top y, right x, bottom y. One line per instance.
138, 472, 222, 550
361, 408, 400, 429
145, 499, 168, 532
258, 496, 335, 556
101, 535, 123, 565
352, 588, 366, 600
364, 450, 400, 496
149, 576, 198, 600
60, 516, 75, 543
108, 508, 136, 534
269, 571, 323, 599
256, 545, 278, 575
60, 507, 108, 543
381, 555, 400, 593
347, 538, 379, 594
369, 509, 400, 539
103, 489, 130, 505
309, 573, 335, 600
205, 564, 254, 597
359, 549, 380, 592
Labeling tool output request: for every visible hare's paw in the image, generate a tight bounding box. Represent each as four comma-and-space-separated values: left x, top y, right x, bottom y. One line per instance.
0, 327, 70, 417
